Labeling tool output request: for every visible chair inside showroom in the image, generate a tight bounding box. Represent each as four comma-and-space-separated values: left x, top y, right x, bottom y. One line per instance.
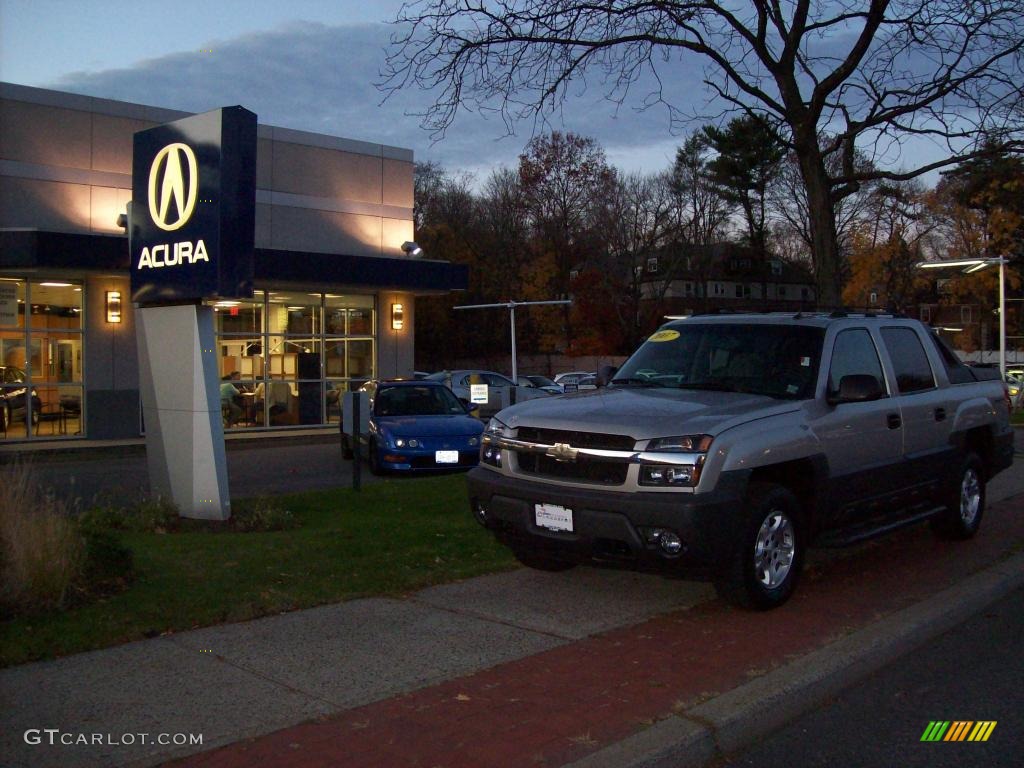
35, 399, 65, 436
58, 386, 82, 435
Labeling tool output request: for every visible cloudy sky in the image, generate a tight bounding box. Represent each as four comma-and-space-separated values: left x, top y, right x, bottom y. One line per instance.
0, 0, 705, 179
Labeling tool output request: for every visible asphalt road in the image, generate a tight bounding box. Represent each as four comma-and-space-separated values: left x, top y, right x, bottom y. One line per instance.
714, 585, 1024, 768
20, 437, 375, 509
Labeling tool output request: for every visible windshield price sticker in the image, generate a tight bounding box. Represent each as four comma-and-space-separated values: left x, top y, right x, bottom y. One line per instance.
470, 384, 489, 404
535, 503, 574, 532
649, 329, 681, 343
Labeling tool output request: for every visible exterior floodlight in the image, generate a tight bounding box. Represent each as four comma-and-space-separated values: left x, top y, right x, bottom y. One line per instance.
401, 241, 423, 257
116, 213, 128, 230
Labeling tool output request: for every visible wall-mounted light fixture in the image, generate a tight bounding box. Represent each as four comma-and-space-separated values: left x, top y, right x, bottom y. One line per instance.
401, 241, 423, 257
106, 290, 122, 323
391, 302, 404, 330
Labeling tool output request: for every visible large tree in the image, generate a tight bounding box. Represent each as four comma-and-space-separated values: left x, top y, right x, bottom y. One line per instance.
517, 131, 616, 346
383, 1, 1024, 306
702, 115, 786, 256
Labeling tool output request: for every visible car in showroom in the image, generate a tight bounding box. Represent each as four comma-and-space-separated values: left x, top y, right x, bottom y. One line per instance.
0, 365, 40, 432
343, 379, 485, 473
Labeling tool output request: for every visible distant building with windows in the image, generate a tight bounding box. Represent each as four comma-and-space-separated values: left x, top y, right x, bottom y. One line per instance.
638, 243, 816, 315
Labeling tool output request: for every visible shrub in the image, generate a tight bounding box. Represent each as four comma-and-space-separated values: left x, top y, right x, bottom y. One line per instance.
229, 498, 297, 532
79, 496, 179, 533
79, 529, 134, 594
0, 462, 84, 613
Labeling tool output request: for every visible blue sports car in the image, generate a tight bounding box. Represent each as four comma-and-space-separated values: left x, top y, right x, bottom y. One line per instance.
345, 380, 485, 473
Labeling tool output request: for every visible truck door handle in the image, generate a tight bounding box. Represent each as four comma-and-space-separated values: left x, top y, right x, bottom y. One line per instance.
934, 407, 946, 422
887, 413, 902, 430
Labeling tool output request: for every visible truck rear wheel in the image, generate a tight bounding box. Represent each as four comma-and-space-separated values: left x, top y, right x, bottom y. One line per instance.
715, 482, 804, 610
931, 452, 985, 540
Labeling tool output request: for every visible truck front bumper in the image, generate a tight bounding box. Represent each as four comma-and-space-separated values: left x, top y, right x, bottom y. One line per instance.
466, 468, 749, 574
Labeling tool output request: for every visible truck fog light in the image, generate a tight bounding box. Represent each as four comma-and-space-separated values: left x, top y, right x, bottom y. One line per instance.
640, 527, 684, 555
658, 531, 683, 555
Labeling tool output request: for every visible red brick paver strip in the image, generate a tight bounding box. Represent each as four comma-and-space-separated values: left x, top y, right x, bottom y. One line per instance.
171, 497, 1024, 768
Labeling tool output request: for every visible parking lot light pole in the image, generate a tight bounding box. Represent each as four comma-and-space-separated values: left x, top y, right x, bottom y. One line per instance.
918, 257, 1008, 378
453, 299, 572, 383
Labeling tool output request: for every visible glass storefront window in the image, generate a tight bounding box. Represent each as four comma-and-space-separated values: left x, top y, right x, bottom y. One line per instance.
212, 291, 376, 431
1, 278, 83, 441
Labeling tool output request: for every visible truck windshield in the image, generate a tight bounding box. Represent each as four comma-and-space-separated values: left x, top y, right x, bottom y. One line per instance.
614, 323, 824, 400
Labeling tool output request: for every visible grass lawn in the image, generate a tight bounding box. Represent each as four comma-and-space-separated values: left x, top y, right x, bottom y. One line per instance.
0, 474, 516, 668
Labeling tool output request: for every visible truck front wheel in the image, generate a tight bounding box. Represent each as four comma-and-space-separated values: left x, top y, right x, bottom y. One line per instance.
715, 483, 804, 610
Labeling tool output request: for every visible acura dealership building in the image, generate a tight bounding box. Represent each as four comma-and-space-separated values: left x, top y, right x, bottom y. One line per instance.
0, 82, 466, 443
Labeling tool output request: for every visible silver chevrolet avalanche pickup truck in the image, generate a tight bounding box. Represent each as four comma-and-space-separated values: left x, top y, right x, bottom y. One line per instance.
467, 313, 1014, 609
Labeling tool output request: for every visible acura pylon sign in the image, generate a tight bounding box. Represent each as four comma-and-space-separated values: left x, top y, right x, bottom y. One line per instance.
130, 106, 256, 304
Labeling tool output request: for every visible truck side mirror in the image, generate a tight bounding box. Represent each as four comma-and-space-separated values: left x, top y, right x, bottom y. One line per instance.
596, 365, 619, 388
828, 374, 884, 405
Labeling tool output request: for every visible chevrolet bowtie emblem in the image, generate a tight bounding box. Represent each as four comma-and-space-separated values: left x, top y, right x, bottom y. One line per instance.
547, 442, 578, 462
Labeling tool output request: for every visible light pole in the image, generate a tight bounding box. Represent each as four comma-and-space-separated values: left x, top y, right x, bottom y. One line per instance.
453, 299, 572, 383
918, 257, 1008, 378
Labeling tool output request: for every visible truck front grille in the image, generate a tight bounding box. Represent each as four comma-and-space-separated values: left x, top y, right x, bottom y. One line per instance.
512, 427, 635, 485
514, 427, 635, 451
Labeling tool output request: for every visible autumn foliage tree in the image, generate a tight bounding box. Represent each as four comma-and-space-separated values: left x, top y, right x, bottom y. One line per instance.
384, 0, 1024, 310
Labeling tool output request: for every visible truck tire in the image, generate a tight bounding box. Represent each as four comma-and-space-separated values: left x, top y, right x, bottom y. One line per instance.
714, 482, 804, 610
931, 452, 985, 540
513, 548, 577, 572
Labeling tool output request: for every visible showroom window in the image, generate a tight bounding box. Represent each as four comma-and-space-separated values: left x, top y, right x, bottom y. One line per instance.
213, 292, 375, 430
0, 278, 84, 440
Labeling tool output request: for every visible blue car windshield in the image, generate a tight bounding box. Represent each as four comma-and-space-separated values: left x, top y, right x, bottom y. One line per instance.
375, 385, 467, 417
615, 323, 824, 400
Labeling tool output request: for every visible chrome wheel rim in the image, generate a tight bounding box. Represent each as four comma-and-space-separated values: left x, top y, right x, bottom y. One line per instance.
754, 511, 795, 589
960, 468, 981, 526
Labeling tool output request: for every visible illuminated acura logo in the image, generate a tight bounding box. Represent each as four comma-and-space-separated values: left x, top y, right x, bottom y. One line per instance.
148, 143, 198, 231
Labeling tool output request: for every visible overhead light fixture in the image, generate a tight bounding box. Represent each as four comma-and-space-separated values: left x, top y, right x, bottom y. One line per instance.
40, 282, 73, 287
105, 290, 122, 323
391, 302, 404, 330
401, 241, 423, 257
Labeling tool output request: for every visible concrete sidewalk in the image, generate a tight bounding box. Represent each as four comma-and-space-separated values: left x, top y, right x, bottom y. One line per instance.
2, 479, 1022, 768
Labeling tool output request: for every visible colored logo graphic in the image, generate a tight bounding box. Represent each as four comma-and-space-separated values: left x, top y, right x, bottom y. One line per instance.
920, 721, 997, 742
148, 143, 198, 231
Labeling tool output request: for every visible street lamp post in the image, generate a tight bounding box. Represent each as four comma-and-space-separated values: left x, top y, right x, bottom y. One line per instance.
453, 299, 573, 383
918, 257, 1008, 378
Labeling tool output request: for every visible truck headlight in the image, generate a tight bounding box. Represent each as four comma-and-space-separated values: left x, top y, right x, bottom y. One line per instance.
639, 434, 712, 487
481, 417, 508, 467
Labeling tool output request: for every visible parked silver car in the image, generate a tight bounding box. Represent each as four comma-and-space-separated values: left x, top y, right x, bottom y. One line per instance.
426, 370, 551, 417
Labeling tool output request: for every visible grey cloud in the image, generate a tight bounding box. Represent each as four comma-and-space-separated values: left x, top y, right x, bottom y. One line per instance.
51, 21, 710, 174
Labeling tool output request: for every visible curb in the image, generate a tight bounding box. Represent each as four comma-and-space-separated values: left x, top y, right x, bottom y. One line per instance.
566, 549, 1024, 768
